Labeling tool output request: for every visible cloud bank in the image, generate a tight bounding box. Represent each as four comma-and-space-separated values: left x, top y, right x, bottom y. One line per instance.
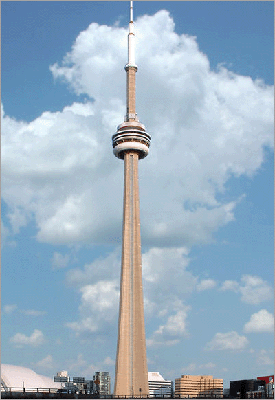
1, 10, 273, 249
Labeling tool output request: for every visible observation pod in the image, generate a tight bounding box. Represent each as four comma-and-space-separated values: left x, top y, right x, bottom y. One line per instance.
112, 121, 151, 160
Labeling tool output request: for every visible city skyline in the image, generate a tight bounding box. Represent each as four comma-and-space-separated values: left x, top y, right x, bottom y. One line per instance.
1, 1, 274, 391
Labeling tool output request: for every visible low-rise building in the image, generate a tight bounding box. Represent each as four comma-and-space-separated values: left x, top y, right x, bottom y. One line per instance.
148, 372, 173, 397
55, 373, 93, 394
230, 379, 266, 399
54, 371, 69, 384
175, 374, 223, 398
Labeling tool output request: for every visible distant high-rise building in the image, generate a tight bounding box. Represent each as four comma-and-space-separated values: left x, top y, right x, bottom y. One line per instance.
148, 372, 173, 397
93, 372, 111, 396
175, 375, 223, 398
112, 1, 150, 397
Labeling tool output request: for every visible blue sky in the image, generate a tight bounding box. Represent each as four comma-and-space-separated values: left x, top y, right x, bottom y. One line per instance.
1, 1, 274, 391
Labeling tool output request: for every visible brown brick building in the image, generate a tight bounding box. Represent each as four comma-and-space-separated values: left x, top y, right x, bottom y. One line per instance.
175, 374, 223, 398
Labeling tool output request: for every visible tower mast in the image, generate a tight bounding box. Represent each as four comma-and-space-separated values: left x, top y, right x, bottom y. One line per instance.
112, 1, 150, 397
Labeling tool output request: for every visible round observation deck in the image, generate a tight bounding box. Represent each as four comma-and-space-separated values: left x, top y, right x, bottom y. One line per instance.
112, 121, 151, 159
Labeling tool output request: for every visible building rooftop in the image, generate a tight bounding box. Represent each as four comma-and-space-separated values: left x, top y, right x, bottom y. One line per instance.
1, 364, 62, 391
148, 372, 170, 382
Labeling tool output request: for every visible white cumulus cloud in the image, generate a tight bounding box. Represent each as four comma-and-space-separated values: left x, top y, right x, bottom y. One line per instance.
66, 280, 120, 335
66, 249, 121, 287
244, 309, 274, 333
142, 247, 197, 314
147, 305, 190, 347
239, 275, 273, 304
196, 279, 217, 291
66, 317, 98, 335
220, 280, 239, 292
205, 331, 249, 351
220, 275, 273, 304
10, 329, 45, 347
80, 281, 120, 314
155, 308, 190, 337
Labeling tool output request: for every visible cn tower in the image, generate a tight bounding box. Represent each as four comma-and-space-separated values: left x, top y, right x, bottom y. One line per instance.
112, 1, 150, 397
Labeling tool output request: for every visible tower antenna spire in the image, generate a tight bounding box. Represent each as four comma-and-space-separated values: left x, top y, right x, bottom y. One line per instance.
128, 0, 135, 68
130, 1, 133, 23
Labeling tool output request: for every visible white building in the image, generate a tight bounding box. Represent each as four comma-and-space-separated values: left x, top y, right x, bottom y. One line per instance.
1, 364, 62, 393
148, 372, 173, 397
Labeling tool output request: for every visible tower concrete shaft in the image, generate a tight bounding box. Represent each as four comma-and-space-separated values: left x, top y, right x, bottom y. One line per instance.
112, 1, 150, 397
114, 151, 149, 397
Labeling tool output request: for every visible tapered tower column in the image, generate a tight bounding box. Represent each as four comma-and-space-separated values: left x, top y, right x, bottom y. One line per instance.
114, 151, 148, 396
112, 1, 151, 397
